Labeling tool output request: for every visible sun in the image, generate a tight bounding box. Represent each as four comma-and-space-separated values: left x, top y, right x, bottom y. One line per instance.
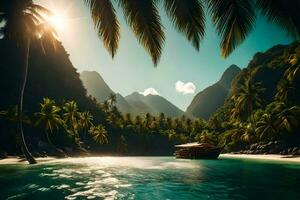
48, 13, 66, 30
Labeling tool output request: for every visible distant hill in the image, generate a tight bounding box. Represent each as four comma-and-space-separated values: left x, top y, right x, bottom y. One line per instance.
126, 92, 184, 117
80, 71, 183, 117
80, 71, 132, 113
186, 65, 241, 119
80, 71, 113, 102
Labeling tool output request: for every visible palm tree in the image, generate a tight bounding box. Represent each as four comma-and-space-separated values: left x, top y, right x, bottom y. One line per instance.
275, 78, 297, 103
102, 100, 110, 113
79, 112, 93, 141
63, 101, 81, 143
256, 113, 279, 141
82, 0, 300, 62
144, 113, 152, 129
124, 113, 133, 126
1, 0, 57, 164
34, 98, 64, 152
165, 129, 177, 141
275, 103, 300, 133
285, 47, 300, 81
233, 78, 265, 132
108, 93, 117, 108
88, 125, 108, 145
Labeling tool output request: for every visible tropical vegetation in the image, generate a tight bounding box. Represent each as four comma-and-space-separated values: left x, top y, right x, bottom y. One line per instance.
1, 0, 300, 163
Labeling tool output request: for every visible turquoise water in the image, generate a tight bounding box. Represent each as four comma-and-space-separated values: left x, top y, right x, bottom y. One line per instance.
0, 157, 300, 200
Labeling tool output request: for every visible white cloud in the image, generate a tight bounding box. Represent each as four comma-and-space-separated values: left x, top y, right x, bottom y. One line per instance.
139, 88, 160, 96
175, 81, 196, 94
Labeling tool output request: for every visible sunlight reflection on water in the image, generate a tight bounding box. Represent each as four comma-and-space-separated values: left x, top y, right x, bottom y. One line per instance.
1, 157, 300, 200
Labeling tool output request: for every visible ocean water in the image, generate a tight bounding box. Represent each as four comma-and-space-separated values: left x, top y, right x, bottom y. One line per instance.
0, 156, 299, 200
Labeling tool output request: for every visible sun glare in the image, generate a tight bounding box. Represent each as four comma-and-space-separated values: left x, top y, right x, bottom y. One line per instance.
48, 13, 65, 30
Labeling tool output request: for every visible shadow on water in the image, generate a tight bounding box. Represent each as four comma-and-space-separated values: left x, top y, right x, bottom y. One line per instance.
0, 157, 300, 200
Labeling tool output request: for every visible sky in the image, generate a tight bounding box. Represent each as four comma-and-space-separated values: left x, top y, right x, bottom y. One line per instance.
35, 0, 293, 111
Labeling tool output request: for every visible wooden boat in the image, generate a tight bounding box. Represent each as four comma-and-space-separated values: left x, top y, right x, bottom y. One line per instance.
174, 142, 223, 159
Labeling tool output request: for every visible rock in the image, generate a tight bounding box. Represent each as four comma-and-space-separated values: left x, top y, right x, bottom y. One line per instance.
280, 150, 288, 155
267, 141, 274, 146
250, 144, 258, 151
292, 147, 299, 155
64, 147, 73, 154
288, 148, 294, 154
0, 152, 7, 159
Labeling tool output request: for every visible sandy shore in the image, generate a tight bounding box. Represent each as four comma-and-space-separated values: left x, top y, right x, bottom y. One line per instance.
0, 157, 56, 165
1, 154, 300, 165
221, 154, 300, 163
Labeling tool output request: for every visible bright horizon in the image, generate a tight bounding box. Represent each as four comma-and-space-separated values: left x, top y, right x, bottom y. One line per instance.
35, 0, 293, 111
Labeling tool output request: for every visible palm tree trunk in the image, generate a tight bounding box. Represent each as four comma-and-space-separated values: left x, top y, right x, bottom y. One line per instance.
17, 38, 36, 164
45, 130, 64, 156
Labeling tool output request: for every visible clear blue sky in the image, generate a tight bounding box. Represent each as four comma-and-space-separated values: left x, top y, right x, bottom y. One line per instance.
36, 0, 293, 111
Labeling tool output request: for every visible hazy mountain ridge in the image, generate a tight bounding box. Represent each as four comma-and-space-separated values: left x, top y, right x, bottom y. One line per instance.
125, 92, 184, 117
80, 71, 184, 117
186, 65, 241, 120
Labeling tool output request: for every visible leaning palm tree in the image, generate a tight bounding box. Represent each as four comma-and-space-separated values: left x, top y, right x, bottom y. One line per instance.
1, 0, 57, 164
34, 98, 64, 152
233, 78, 265, 133
88, 125, 108, 145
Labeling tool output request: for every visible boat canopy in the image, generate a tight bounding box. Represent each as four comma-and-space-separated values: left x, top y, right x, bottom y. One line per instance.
175, 142, 216, 148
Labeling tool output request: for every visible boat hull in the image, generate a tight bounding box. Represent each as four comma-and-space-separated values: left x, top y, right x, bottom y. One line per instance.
175, 148, 222, 159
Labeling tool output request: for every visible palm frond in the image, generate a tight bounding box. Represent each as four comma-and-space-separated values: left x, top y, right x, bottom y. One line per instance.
84, 0, 120, 58
119, 0, 165, 66
164, 0, 205, 50
29, 3, 53, 16
256, 0, 300, 39
206, 0, 255, 57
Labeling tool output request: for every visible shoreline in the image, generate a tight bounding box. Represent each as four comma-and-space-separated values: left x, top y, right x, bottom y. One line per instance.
221, 153, 300, 163
1, 154, 300, 165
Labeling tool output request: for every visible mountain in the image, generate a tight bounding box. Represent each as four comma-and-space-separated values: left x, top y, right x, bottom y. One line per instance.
80, 71, 113, 102
0, 36, 102, 153
80, 71, 132, 113
186, 65, 241, 120
228, 42, 300, 105
125, 92, 184, 117
80, 71, 184, 117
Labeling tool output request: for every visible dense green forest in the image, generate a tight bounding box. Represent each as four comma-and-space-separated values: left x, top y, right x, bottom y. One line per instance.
1, 36, 300, 158
207, 43, 300, 154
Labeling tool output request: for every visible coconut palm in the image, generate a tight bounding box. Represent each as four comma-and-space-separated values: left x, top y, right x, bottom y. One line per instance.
82, 0, 300, 62
1, 0, 57, 164
275, 103, 300, 133
165, 129, 177, 141
284, 47, 300, 83
88, 125, 108, 144
108, 93, 117, 107
102, 100, 110, 113
144, 113, 152, 129
63, 101, 81, 143
256, 113, 279, 141
34, 98, 64, 152
124, 113, 133, 126
79, 112, 93, 141
233, 78, 265, 132
275, 78, 297, 103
